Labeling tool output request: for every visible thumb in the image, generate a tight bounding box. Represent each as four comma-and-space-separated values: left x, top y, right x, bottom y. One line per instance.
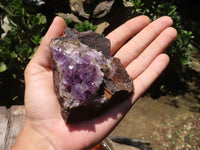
31, 16, 66, 69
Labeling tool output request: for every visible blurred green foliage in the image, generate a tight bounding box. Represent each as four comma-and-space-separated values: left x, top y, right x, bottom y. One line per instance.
0, 0, 46, 104
74, 20, 97, 32
0, 0, 46, 78
63, 19, 97, 31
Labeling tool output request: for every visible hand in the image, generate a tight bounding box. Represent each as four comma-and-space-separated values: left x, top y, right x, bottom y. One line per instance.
12, 16, 177, 150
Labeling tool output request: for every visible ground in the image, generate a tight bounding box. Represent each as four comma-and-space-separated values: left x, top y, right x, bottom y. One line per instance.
111, 93, 200, 149
111, 59, 200, 150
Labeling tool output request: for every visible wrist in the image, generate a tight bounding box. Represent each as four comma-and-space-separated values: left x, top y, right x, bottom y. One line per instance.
11, 120, 55, 150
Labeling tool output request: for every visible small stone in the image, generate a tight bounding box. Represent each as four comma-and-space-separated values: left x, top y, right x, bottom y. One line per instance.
93, 0, 115, 18
50, 27, 133, 123
69, 0, 115, 19
96, 21, 110, 34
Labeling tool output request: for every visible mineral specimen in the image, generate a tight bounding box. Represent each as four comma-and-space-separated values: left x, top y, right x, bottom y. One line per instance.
50, 27, 134, 123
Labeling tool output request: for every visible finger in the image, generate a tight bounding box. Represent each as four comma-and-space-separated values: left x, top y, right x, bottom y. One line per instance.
41, 16, 67, 47
31, 16, 66, 68
131, 54, 169, 103
106, 15, 150, 55
115, 16, 173, 67
126, 27, 177, 79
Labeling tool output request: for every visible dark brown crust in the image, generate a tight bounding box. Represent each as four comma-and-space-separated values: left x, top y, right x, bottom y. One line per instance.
64, 28, 111, 57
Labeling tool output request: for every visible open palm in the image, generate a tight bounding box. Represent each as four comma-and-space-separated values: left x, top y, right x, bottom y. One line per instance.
13, 16, 177, 150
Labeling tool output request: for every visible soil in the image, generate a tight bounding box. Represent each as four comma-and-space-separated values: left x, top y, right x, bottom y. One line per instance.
111, 59, 200, 149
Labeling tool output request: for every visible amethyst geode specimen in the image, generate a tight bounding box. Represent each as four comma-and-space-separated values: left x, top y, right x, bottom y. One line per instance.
50, 27, 134, 123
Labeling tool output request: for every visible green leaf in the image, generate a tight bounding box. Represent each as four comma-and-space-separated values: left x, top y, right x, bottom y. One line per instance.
74, 20, 97, 32
1, 5, 14, 16
12, 73, 16, 79
31, 35, 42, 45
12, 96, 18, 101
0, 62, 7, 72
83, 20, 90, 28
29, 47, 38, 59
64, 19, 72, 25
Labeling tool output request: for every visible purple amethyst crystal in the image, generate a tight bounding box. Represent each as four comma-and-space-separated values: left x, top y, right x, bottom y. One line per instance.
50, 27, 134, 123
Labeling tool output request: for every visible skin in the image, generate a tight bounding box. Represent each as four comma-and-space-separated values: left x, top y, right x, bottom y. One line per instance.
12, 15, 177, 150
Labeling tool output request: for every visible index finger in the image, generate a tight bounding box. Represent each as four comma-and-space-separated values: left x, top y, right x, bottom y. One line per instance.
31, 16, 66, 68
106, 15, 150, 55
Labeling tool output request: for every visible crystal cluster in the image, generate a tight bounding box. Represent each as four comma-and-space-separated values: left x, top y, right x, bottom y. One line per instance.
50, 27, 134, 123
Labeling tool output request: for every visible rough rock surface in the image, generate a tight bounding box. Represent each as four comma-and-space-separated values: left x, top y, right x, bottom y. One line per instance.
69, 0, 115, 18
50, 27, 133, 123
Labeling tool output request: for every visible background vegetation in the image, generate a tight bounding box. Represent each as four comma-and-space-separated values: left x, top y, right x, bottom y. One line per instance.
0, 0, 46, 105
0, 0, 199, 106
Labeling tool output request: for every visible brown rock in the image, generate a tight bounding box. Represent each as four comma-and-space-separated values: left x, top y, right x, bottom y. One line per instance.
50, 27, 133, 123
69, 0, 115, 19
